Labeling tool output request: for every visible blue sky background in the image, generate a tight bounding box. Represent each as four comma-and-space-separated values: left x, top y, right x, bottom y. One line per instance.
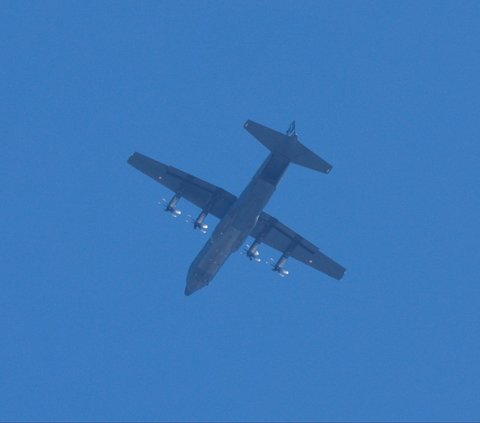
1, 1, 480, 421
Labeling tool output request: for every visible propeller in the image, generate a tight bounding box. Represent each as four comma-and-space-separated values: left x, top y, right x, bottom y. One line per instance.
158, 198, 181, 217
266, 256, 290, 277
197, 223, 208, 234
185, 213, 208, 234
265, 257, 276, 266
240, 244, 249, 257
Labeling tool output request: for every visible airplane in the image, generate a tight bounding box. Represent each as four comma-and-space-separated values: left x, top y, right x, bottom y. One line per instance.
128, 120, 346, 295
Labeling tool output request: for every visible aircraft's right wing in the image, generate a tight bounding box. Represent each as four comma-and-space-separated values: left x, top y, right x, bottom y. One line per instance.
251, 212, 346, 279
128, 152, 237, 219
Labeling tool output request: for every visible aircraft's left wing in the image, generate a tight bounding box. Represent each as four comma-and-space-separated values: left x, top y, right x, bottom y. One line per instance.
251, 212, 346, 279
128, 152, 237, 218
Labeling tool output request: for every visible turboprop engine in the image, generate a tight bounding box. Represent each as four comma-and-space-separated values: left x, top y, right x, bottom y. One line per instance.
160, 195, 182, 217
193, 211, 208, 234
269, 254, 289, 277
243, 241, 261, 262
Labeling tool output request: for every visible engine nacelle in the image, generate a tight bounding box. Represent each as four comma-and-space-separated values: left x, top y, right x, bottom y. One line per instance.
246, 241, 261, 262
273, 254, 289, 277
275, 267, 289, 277
196, 222, 208, 233
164, 194, 181, 217
194, 211, 208, 233
248, 249, 260, 258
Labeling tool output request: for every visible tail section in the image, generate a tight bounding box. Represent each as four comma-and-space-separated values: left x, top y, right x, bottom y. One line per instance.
244, 119, 333, 174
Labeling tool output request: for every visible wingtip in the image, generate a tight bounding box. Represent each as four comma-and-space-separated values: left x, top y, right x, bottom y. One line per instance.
127, 152, 138, 165
336, 268, 347, 280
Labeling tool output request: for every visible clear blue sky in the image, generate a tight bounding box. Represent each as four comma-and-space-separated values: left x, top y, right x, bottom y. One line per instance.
2, 1, 479, 421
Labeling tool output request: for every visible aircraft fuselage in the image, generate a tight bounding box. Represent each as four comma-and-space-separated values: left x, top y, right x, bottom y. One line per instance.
185, 153, 290, 295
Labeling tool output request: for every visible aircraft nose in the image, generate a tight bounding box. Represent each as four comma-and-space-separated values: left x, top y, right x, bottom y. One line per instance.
184, 285, 196, 296
185, 267, 212, 296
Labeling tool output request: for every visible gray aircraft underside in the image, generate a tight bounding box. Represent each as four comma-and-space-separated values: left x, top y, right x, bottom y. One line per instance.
128, 120, 346, 295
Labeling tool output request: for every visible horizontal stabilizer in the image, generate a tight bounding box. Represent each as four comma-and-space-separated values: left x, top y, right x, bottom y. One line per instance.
244, 120, 332, 174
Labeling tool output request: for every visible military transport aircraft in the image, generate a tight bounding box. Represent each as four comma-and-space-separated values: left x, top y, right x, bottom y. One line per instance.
128, 120, 346, 295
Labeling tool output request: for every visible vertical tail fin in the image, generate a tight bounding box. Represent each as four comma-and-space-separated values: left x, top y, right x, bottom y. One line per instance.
244, 120, 333, 174
286, 120, 296, 136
